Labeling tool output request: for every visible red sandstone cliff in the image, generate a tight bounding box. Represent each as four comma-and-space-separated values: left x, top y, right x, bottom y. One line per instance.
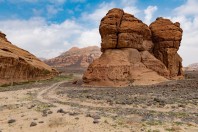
0, 31, 57, 86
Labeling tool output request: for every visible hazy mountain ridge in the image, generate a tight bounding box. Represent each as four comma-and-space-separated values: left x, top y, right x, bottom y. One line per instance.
44, 46, 101, 73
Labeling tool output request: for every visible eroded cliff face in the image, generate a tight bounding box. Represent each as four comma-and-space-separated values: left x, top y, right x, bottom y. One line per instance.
0, 31, 57, 86
83, 8, 183, 87
150, 18, 183, 78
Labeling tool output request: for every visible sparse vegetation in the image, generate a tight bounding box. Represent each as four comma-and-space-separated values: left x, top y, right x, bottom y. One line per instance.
35, 102, 55, 112
0, 74, 75, 92
0, 71, 197, 131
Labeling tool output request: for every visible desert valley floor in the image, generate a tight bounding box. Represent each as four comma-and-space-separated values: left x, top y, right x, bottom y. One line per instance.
0, 72, 198, 132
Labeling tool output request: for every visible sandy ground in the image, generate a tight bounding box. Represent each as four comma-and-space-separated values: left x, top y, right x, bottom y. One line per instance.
0, 81, 131, 132
0, 72, 198, 132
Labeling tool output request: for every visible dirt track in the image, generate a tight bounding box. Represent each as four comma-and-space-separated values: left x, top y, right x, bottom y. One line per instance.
0, 72, 198, 132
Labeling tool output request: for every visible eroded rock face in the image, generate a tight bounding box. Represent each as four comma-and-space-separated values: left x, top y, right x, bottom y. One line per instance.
150, 17, 183, 78
83, 8, 184, 87
83, 48, 168, 86
0, 32, 58, 86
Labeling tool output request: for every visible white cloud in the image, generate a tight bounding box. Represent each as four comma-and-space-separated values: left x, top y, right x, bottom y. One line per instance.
123, 6, 140, 15
120, 0, 137, 7
81, 2, 115, 26
81, 1, 141, 26
144, 6, 158, 24
119, 0, 140, 15
171, 8, 198, 66
175, 0, 198, 16
74, 28, 100, 48
168, 1, 198, 66
0, 17, 85, 58
46, 5, 63, 16
178, 46, 198, 67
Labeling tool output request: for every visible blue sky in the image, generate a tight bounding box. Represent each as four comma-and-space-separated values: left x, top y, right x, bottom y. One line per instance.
0, 0, 197, 66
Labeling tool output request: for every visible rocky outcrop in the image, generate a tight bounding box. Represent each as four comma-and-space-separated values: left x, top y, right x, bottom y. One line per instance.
83, 48, 168, 86
83, 8, 184, 87
150, 18, 183, 78
0, 31, 57, 86
44, 46, 101, 73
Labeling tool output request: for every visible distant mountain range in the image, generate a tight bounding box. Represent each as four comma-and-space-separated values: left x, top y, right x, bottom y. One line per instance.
44, 46, 101, 73
185, 63, 198, 71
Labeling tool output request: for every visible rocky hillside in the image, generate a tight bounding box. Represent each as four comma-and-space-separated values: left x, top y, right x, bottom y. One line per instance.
0, 31, 57, 86
185, 63, 198, 71
44, 46, 101, 73
83, 8, 184, 87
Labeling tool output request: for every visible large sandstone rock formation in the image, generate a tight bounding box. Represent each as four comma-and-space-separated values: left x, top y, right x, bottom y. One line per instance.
150, 18, 183, 78
83, 8, 183, 87
0, 31, 57, 86
44, 46, 101, 73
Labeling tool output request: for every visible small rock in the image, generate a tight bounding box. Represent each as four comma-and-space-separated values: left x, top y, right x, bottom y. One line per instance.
86, 113, 100, 119
57, 108, 65, 113
42, 113, 47, 117
30, 122, 37, 127
75, 117, 79, 120
8, 119, 16, 124
33, 118, 38, 120
69, 112, 79, 116
28, 104, 35, 109
38, 121, 44, 124
42, 109, 48, 117
93, 119, 99, 124
171, 106, 176, 109
147, 103, 152, 106
178, 104, 185, 108
86, 113, 91, 117
72, 80, 78, 84
141, 128, 145, 131
48, 111, 53, 114
154, 98, 162, 103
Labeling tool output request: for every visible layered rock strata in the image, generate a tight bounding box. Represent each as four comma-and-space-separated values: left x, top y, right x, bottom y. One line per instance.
0, 31, 57, 86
